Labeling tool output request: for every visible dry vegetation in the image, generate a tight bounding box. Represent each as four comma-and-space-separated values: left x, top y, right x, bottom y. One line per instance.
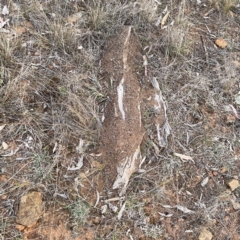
0, 0, 240, 239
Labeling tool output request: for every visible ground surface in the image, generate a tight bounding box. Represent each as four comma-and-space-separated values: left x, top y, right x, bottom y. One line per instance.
1, 0, 240, 239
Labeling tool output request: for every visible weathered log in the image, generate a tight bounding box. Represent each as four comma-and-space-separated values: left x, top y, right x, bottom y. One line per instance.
96, 26, 170, 196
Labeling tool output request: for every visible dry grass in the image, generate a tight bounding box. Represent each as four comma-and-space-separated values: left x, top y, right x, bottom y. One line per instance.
0, 0, 240, 239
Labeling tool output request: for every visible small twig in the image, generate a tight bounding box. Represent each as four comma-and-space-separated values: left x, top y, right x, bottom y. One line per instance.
204, 8, 214, 17
105, 197, 125, 203
146, 43, 152, 55
201, 35, 209, 64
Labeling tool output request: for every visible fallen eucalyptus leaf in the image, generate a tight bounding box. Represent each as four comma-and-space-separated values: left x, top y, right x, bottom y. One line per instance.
176, 205, 195, 214
161, 12, 170, 28
53, 193, 67, 199
67, 156, 84, 171
174, 152, 194, 162
229, 104, 240, 119
118, 202, 126, 220
52, 142, 58, 153
76, 138, 84, 153
0, 19, 9, 28
158, 212, 173, 217
94, 190, 100, 208
89, 152, 102, 157
2, 6, 9, 15
0, 125, 6, 131
201, 177, 209, 187
101, 205, 107, 214
2, 142, 8, 150
162, 204, 173, 208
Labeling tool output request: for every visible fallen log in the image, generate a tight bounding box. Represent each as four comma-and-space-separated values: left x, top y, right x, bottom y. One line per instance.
95, 26, 170, 196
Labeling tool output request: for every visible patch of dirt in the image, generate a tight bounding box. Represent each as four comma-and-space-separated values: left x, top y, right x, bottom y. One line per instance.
22, 209, 95, 240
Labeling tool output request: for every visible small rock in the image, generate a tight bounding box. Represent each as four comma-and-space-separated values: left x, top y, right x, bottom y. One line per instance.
198, 228, 213, 240
215, 38, 227, 48
227, 179, 239, 191
16, 191, 43, 227
231, 200, 240, 210
220, 167, 227, 173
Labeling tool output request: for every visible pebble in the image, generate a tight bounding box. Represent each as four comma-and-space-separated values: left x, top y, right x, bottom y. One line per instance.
199, 228, 213, 240
227, 179, 239, 191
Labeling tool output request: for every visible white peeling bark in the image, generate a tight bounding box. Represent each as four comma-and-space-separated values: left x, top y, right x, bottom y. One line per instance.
113, 146, 141, 195
117, 78, 125, 121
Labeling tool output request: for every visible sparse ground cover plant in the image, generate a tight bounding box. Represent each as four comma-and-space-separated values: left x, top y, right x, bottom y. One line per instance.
0, 0, 240, 239
68, 199, 91, 226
